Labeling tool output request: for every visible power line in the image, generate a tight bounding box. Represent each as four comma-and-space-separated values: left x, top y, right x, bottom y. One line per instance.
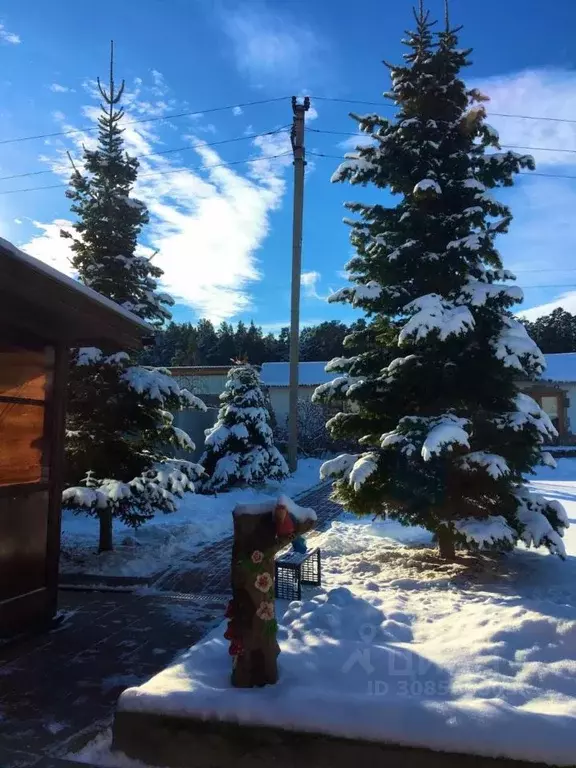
0, 96, 290, 146
306, 127, 576, 156
2, 92, 575, 149
307, 151, 576, 181
3, 145, 576, 196
0, 151, 293, 196
521, 285, 576, 289
0, 126, 291, 182
4, 121, 572, 186
310, 95, 576, 125
514, 268, 576, 274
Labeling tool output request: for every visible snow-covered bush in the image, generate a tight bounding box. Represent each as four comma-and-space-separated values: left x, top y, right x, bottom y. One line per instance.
200, 364, 288, 491
314, 8, 568, 559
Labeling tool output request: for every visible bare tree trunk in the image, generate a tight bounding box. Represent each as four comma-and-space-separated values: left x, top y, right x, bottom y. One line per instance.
437, 526, 455, 560
98, 509, 114, 553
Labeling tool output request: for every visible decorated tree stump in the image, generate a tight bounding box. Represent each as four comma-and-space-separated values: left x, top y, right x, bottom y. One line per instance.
227, 494, 316, 688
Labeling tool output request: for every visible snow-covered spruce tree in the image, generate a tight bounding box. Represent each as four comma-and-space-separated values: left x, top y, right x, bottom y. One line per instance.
314, 6, 568, 560
61, 51, 206, 552
200, 363, 288, 491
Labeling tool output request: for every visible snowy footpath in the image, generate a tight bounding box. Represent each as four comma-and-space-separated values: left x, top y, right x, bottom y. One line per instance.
102, 460, 576, 767
60, 459, 324, 578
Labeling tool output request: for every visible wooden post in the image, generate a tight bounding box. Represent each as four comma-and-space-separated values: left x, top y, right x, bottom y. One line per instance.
227, 497, 315, 687
287, 96, 310, 473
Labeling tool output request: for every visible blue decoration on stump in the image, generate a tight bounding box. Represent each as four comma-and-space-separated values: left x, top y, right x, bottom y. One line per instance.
292, 535, 307, 554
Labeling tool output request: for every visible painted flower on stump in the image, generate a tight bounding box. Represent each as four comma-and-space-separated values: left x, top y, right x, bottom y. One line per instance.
256, 602, 275, 621
255, 572, 273, 593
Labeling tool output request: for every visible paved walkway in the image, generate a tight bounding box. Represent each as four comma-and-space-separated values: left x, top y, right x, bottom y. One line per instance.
153, 482, 341, 595
0, 482, 340, 768
0, 590, 227, 768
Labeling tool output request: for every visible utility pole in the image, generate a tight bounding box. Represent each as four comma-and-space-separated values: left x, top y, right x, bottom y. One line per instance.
288, 96, 310, 473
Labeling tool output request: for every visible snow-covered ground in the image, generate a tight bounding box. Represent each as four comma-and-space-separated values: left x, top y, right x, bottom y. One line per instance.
60, 458, 324, 578
94, 459, 576, 767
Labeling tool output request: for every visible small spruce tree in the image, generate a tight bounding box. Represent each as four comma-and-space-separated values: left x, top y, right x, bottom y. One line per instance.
314, 5, 568, 559
200, 363, 288, 491
62, 46, 206, 552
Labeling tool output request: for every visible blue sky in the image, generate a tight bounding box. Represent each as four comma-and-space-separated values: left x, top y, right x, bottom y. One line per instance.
1, 0, 576, 331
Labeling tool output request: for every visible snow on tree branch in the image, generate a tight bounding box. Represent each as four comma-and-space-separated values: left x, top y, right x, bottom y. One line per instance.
348, 453, 379, 490
319, 453, 359, 481
492, 318, 546, 375
421, 415, 470, 461
413, 179, 442, 196
514, 488, 568, 558
458, 452, 510, 480
122, 367, 205, 408
494, 394, 558, 443
454, 516, 516, 549
399, 294, 475, 345
456, 280, 523, 308
312, 375, 355, 404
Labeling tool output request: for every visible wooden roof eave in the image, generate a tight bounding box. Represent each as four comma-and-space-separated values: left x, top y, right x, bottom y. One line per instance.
0, 240, 153, 350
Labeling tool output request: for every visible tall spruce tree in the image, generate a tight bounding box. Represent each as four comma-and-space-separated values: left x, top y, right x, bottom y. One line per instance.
314, 5, 568, 559
200, 363, 288, 491
62, 45, 206, 552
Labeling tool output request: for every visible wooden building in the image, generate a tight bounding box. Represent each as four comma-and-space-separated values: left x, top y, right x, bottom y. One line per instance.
0, 237, 151, 637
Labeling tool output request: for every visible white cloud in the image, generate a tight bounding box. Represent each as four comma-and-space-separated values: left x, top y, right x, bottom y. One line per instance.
20, 72, 294, 324
519, 292, 576, 322
295, 93, 318, 122
49, 83, 74, 93
301, 270, 324, 300
21, 220, 76, 274
232, 106, 243, 117
13, 218, 22, 225
0, 23, 20, 44
338, 133, 376, 152
150, 69, 168, 97
220, 6, 326, 86
466, 69, 576, 322
475, 69, 576, 167
307, 103, 319, 121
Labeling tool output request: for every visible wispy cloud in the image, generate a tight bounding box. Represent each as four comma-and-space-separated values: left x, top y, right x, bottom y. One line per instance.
476, 69, 576, 167
21, 220, 76, 273
338, 133, 376, 152
150, 69, 168, 97
301, 270, 327, 300
20, 73, 293, 323
219, 4, 326, 87
49, 83, 74, 93
0, 23, 20, 44
472, 69, 576, 320
232, 106, 243, 117
519, 292, 576, 321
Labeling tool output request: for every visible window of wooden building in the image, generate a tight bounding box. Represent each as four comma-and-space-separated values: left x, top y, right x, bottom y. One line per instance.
0, 342, 54, 607
0, 343, 53, 487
